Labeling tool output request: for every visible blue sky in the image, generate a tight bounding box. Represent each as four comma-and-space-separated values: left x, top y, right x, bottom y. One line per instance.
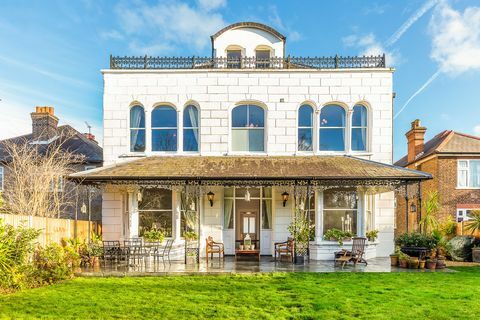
0, 0, 479, 161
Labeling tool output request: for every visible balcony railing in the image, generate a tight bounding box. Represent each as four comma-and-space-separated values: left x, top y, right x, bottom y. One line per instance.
109, 54, 386, 70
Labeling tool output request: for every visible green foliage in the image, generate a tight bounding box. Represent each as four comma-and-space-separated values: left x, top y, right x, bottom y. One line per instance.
323, 228, 352, 246
395, 232, 438, 250
398, 251, 410, 261
440, 216, 457, 238
287, 209, 311, 245
33, 243, 75, 285
465, 210, 480, 234
420, 191, 440, 234
366, 230, 379, 241
143, 228, 165, 243
183, 231, 198, 241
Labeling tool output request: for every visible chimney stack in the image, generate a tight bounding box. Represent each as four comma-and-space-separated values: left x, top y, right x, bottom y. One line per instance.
406, 119, 426, 163
84, 133, 97, 143
31, 106, 59, 142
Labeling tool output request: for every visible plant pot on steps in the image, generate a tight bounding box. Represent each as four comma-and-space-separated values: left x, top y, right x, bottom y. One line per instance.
390, 254, 399, 266
419, 260, 426, 269
399, 260, 408, 268
472, 248, 480, 262
426, 260, 437, 270
436, 256, 446, 269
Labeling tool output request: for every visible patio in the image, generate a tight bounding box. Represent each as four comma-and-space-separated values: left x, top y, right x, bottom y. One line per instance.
78, 256, 452, 276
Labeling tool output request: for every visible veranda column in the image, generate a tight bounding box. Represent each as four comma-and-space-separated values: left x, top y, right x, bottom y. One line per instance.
129, 191, 139, 238
357, 191, 366, 237
316, 191, 323, 242
173, 190, 182, 242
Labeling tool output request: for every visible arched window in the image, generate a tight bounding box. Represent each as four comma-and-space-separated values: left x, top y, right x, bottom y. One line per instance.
130, 105, 145, 152
231, 105, 265, 152
351, 105, 368, 151
183, 105, 199, 152
151, 105, 177, 151
298, 105, 313, 151
319, 105, 346, 151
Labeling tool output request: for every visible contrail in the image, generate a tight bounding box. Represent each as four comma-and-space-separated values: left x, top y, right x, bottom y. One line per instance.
385, 0, 439, 47
394, 69, 441, 119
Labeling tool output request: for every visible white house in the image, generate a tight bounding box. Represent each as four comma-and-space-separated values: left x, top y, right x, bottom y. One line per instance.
72, 22, 430, 260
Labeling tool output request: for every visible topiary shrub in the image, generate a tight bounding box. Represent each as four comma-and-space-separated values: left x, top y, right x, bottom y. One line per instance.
448, 236, 480, 262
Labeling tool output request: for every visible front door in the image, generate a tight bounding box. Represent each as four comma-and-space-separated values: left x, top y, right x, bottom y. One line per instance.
238, 211, 259, 242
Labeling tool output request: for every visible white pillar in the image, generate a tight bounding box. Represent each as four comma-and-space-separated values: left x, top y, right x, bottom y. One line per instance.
129, 191, 139, 238
316, 191, 323, 242
173, 190, 182, 242
357, 191, 366, 237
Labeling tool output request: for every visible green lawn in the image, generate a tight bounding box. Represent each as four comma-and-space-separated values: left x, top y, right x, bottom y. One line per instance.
1, 268, 479, 320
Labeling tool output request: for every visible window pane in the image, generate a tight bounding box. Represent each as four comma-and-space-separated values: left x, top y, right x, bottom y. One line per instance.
248, 106, 264, 127
458, 170, 467, 187
232, 129, 248, 151
183, 129, 198, 152
130, 129, 145, 152
351, 128, 367, 151
323, 210, 357, 234
458, 160, 468, 168
248, 129, 265, 151
183, 105, 198, 128
298, 128, 313, 151
320, 105, 345, 127
227, 50, 241, 68
470, 161, 480, 187
262, 199, 272, 229
255, 50, 270, 60
152, 129, 177, 151
319, 128, 345, 151
232, 106, 248, 127
152, 106, 177, 127
352, 105, 367, 127
139, 211, 172, 237
324, 191, 357, 209
298, 105, 313, 127
139, 189, 172, 210
130, 106, 145, 128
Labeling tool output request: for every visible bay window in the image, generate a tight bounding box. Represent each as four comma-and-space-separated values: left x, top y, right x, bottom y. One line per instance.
323, 190, 358, 235
231, 105, 265, 152
457, 160, 480, 188
319, 105, 346, 151
152, 105, 177, 151
138, 188, 173, 237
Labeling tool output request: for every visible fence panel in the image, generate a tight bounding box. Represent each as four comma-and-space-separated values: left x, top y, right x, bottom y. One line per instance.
456, 221, 480, 238
0, 213, 101, 245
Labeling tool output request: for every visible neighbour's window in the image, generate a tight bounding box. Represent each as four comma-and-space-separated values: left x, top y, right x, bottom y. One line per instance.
351, 105, 368, 151
151, 105, 177, 151
85, 165, 96, 171
231, 105, 265, 152
183, 105, 199, 152
0, 166, 4, 191
458, 160, 480, 188
130, 105, 146, 152
227, 50, 242, 68
298, 105, 313, 151
319, 105, 346, 151
255, 50, 270, 68
456, 209, 477, 222
323, 190, 357, 236
138, 188, 173, 237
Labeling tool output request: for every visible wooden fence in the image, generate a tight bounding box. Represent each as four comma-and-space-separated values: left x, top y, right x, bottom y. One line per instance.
456, 221, 480, 238
0, 214, 101, 246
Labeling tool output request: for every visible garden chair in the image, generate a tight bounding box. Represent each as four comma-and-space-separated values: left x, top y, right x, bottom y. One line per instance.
152, 239, 174, 264
124, 239, 146, 265
274, 237, 295, 263
102, 240, 121, 263
206, 236, 224, 262
334, 237, 368, 268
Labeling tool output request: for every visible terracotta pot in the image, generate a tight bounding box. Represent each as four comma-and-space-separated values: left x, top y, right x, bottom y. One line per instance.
399, 260, 408, 268
409, 258, 419, 269
436, 257, 446, 269
419, 260, 426, 269
390, 255, 399, 266
426, 260, 437, 270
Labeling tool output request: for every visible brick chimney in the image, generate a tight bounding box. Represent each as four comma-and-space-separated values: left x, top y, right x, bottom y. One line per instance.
406, 119, 426, 163
31, 106, 59, 141
84, 133, 97, 143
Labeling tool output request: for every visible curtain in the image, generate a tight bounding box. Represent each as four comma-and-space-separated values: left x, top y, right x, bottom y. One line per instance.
187, 106, 199, 144
130, 107, 144, 150
262, 188, 272, 229
224, 198, 234, 229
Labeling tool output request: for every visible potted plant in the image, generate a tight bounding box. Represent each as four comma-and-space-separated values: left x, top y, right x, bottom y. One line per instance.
465, 210, 480, 262
366, 230, 379, 242
143, 228, 165, 243
390, 252, 399, 266
343, 231, 354, 242
184, 231, 198, 241
426, 258, 437, 270
288, 209, 310, 264
409, 257, 419, 269
324, 228, 346, 246
395, 232, 438, 257
398, 252, 409, 268
419, 259, 426, 269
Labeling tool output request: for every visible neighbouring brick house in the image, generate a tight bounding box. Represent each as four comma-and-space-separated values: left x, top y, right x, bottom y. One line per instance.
395, 119, 480, 234
0, 106, 103, 221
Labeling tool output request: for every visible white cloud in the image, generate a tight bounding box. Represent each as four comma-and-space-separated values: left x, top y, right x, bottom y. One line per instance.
474, 125, 480, 136
197, 0, 226, 11
112, 0, 227, 55
429, 1, 480, 74
100, 30, 124, 41
342, 33, 399, 66
267, 5, 302, 42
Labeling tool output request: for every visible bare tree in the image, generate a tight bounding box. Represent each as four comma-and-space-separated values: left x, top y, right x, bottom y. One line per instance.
1, 135, 85, 218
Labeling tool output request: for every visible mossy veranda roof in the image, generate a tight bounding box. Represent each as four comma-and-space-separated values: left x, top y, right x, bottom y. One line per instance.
70, 155, 431, 183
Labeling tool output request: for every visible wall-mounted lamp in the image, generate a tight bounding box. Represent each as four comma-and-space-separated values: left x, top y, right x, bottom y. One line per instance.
410, 202, 417, 213
282, 192, 289, 207
207, 191, 215, 207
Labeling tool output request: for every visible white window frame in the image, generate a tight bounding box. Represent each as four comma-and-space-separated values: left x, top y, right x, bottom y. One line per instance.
230, 105, 266, 154
138, 188, 174, 238
129, 105, 146, 153
151, 105, 178, 152
0, 166, 4, 191
297, 104, 314, 152
456, 208, 478, 222
318, 105, 347, 153
457, 159, 480, 189
182, 105, 200, 153
322, 190, 359, 238
351, 105, 369, 153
